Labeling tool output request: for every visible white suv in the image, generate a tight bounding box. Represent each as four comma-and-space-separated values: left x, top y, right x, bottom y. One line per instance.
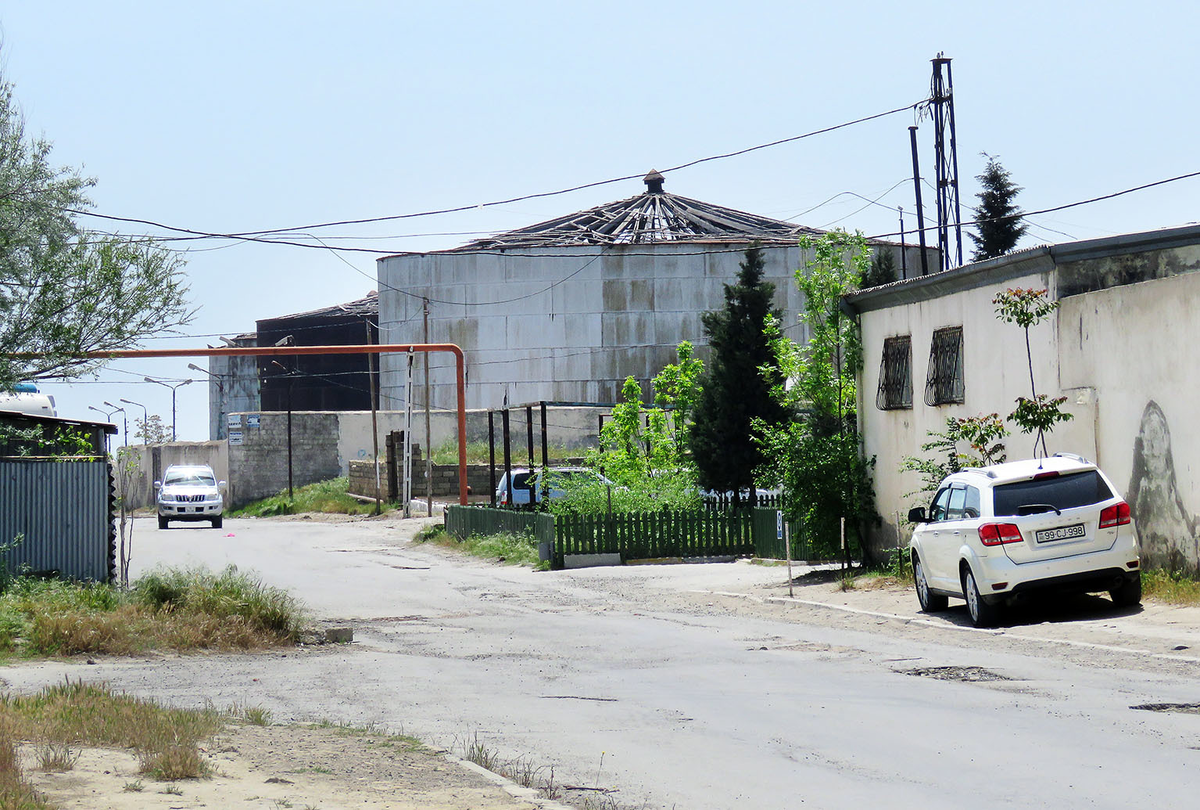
908, 454, 1141, 627
155, 464, 226, 529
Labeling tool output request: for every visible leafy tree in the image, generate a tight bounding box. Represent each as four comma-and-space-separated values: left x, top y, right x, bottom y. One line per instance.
0, 66, 192, 391
554, 345, 703, 515
993, 287, 1072, 457
862, 249, 897, 288
754, 231, 876, 561
970, 154, 1028, 261
900, 414, 1008, 500
134, 415, 172, 445
651, 340, 703, 456
689, 246, 789, 503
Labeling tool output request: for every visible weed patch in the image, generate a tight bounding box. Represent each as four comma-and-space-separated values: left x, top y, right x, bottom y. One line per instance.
420, 529, 540, 567
1142, 569, 1200, 606
0, 566, 305, 657
231, 477, 388, 517
0, 680, 222, 794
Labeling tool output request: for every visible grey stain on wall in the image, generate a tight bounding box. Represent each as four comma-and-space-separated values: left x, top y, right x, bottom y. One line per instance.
1127, 401, 1200, 573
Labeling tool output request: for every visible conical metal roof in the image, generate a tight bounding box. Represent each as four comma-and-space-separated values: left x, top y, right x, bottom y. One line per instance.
454, 171, 822, 250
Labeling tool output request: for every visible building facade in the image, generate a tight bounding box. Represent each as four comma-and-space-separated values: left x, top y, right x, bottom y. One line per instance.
846, 224, 1200, 571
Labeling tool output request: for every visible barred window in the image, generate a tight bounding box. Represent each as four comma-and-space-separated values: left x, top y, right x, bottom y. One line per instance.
925, 326, 965, 405
876, 336, 912, 410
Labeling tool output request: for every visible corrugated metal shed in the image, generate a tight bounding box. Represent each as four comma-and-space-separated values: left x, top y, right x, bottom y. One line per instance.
0, 459, 114, 582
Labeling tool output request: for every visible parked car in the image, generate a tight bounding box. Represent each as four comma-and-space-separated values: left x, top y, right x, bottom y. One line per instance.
907, 453, 1141, 627
495, 467, 612, 507
155, 464, 226, 529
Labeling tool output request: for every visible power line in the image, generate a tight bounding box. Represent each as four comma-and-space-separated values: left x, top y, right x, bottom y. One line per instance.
65, 100, 925, 247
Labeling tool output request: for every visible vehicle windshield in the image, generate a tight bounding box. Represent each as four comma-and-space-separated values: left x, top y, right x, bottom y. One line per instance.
992, 470, 1114, 517
165, 470, 216, 486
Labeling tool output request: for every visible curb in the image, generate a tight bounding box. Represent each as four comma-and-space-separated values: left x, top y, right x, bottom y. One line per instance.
444, 751, 578, 810
701, 589, 1200, 665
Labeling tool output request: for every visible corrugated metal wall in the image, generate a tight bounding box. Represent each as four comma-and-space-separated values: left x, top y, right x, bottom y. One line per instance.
0, 459, 115, 582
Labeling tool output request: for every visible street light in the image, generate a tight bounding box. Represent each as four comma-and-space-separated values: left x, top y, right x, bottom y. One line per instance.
88, 405, 119, 453
119, 398, 148, 444
270, 360, 294, 500
187, 363, 226, 440
143, 377, 192, 441
102, 401, 128, 447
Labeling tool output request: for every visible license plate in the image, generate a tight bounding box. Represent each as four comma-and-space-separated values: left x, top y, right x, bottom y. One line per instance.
1036, 523, 1086, 543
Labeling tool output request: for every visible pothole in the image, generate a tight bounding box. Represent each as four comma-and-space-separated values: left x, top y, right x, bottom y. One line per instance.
1131, 702, 1200, 714
899, 665, 1012, 682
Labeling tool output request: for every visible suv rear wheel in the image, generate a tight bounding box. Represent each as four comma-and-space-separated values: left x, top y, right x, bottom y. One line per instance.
963, 565, 1001, 628
1110, 573, 1142, 608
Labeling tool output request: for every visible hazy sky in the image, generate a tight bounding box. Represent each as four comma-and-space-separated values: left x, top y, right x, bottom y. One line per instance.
4, 1, 1197, 441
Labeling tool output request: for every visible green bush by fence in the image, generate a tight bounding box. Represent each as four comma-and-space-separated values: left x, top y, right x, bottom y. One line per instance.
444, 506, 555, 551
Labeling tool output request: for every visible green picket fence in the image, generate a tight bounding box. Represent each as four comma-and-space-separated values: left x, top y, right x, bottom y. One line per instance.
751, 507, 819, 561
445, 505, 827, 569
554, 509, 754, 567
444, 506, 555, 550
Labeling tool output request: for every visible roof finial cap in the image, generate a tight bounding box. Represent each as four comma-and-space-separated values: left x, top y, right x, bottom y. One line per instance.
643, 169, 665, 194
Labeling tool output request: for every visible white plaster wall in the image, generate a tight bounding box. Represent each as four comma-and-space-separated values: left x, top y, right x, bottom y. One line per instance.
859, 268, 1068, 549
1059, 272, 1200, 569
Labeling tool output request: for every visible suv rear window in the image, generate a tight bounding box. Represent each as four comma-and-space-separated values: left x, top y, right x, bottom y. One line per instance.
992, 471, 1114, 517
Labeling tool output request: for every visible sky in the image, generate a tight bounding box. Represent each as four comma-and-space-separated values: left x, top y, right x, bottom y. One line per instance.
3, 1, 1198, 442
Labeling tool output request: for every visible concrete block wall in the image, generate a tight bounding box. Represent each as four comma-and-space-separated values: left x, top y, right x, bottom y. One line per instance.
227, 412, 340, 507
347, 448, 496, 501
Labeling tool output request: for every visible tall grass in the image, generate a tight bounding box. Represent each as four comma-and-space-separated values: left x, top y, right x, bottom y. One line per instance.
0, 566, 305, 657
0, 680, 223, 795
416, 527, 541, 567
1142, 568, 1200, 605
231, 477, 387, 517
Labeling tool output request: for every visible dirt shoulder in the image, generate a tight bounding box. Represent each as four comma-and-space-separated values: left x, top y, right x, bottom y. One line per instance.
25, 722, 563, 810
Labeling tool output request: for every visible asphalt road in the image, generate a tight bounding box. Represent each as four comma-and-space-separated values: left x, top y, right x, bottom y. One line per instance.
4, 515, 1200, 809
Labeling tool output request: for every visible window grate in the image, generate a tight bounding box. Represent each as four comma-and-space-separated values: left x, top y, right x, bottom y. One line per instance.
876, 335, 912, 410
925, 326, 964, 406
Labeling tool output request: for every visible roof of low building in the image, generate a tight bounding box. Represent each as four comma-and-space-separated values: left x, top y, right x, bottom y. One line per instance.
452, 171, 825, 251
258, 291, 378, 326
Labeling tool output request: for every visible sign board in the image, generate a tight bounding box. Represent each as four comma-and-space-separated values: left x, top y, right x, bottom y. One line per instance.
228, 430, 244, 446
226, 413, 242, 429
776, 510, 784, 541
247, 414, 260, 428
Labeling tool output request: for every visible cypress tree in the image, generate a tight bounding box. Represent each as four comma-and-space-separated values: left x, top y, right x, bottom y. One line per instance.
689, 246, 789, 501
970, 154, 1028, 261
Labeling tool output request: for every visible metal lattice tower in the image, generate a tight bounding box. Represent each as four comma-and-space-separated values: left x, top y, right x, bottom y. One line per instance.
931, 54, 963, 270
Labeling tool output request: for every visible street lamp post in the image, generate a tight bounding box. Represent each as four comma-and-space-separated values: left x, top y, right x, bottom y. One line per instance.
119, 398, 149, 444
102, 401, 128, 447
270, 361, 295, 500
187, 363, 226, 440
88, 405, 120, 453
143, 377, 192, 441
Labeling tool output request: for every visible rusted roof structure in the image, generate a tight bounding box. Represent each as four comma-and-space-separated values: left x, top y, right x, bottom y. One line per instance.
455, 170, 824, 251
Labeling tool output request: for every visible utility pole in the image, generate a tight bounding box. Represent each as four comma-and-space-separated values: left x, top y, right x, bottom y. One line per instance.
423, 297, 432, 516
931, 53, 963, 270
908, 126, 931, 276
367, 322, 381, 516
270, 361, 294, 500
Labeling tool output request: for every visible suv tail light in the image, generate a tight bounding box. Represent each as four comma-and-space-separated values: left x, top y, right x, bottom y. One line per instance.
978, 523, 1024, 546
1099, 501, 1131, 529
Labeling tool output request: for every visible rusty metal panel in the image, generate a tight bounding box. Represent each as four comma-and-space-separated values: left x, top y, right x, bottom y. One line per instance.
0, 459, 114, 582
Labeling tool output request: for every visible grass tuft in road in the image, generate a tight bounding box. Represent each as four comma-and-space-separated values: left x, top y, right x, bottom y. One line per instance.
230, 477, 388, 517
0, 566, 304, 658
0, 680, 223, 799
415, 526, 541, 567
